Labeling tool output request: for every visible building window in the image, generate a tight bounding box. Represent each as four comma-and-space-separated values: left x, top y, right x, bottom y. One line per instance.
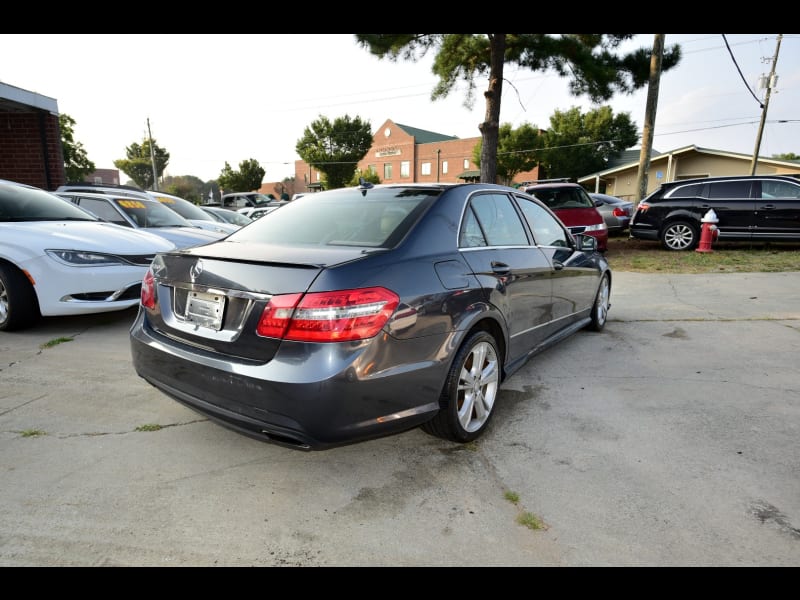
421, 162, 431, 176
463, 159, 470, 169
384, 163, 393, 180
368, 164, 376, 175
400, 161, 411, 178
442, 161, 448, 174
93, 176, 102, 184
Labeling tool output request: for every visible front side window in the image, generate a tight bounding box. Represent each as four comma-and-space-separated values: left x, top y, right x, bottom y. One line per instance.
78, 197, 130, 226
515, 195, 569, 247
761, 180, 800, 199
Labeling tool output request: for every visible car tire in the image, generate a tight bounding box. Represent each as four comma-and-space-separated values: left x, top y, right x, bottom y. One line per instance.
587, 273, 610, 332
661, 220, 699, 251
0, 263, 41, 332
421, 330, 500, 443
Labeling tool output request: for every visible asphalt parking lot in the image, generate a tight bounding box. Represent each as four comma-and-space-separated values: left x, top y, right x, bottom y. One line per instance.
1, 271, 798, 566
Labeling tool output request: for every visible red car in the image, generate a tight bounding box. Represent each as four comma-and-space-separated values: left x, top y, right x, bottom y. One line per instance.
524, 181, 608, 251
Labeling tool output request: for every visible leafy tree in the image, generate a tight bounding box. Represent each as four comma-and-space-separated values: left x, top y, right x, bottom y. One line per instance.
217, 159, 265, 193
472, 122, 543, 186
355, 34, 681, 184
537, 106, 639, 180
162, 175, 206, 203
773, 152, 800, 161
59, 114, 95, 182
114, 139, 169, 190
295, 114, 373, 189
348, 168, 381, 187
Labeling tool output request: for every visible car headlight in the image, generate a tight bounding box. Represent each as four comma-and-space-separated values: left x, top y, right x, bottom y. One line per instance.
582, 223, 608, 232
45, 249, 127, 267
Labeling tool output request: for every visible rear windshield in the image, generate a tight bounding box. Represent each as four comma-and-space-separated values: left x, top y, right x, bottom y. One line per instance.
527, 186, 594, 209
228, 187, 440, 248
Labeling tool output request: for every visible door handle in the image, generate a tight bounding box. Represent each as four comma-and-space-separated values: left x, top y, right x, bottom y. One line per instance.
491, 261, 510, 275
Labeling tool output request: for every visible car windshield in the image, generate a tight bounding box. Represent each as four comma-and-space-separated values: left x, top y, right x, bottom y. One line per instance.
113, 198, 193, 228
206, 208, 252, 226
529, 187, 595, 209
229, 187, 440, 248
153, 194, 215, 221
0, 182, 98, 221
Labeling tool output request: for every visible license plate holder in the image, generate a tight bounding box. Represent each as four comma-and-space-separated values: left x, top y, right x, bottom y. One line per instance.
185, 290, 225, 330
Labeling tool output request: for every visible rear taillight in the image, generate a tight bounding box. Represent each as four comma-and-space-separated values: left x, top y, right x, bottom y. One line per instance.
256, 287, 400, 342
141, 269, 156, 309
612, 207, 630, 217
637, 201, 650, 212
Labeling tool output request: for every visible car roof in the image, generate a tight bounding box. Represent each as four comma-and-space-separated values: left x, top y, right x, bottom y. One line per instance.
660, 174, 800, 188
524, 182, 582, 190
58, 190, 159, 202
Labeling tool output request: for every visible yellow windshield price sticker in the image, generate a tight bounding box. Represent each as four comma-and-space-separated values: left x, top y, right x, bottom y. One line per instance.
156, 197, 175, 204
119, 200, 146, 209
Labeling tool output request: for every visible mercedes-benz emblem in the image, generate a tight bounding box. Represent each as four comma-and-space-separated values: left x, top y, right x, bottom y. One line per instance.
189, 260, 204, 282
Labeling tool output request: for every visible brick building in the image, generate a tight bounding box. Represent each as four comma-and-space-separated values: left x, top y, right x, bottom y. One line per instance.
0, 82, 65, 190
294, 118, 541, 192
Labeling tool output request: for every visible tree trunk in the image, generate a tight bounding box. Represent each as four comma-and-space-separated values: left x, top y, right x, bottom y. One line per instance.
635, 34, 664, 203
479, 34, 505, 184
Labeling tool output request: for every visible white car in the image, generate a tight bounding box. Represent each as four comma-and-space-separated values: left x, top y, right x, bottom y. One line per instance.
0, 179, 176, 331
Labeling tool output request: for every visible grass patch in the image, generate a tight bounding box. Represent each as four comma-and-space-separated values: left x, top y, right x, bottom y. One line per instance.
516, 511, 546, 530
20, 429, 46, 437
504, 490, 547, 530
606, 238, 800, 274
135, 424, 163, 432
40, 337, 73, 349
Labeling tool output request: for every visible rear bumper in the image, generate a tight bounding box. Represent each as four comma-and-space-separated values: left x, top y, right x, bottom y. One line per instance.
629, 225, 659, 241
129, 310, 447, 450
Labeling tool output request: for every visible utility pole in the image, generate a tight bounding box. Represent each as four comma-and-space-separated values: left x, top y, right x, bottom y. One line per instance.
635, 34, 664, 203
750, 34, 782, 175
147, 118, 159, 191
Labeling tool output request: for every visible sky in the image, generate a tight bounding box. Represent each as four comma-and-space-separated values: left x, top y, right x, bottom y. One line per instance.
1, 34, 797, 183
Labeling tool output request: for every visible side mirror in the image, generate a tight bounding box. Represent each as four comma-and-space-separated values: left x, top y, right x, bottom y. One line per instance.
575, 234, 598, 252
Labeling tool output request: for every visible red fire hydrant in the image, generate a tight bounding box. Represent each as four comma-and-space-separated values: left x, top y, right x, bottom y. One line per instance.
696, 209, 719, 253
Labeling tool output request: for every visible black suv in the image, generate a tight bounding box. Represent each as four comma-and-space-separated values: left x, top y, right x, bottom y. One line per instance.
629, 174, 800, 250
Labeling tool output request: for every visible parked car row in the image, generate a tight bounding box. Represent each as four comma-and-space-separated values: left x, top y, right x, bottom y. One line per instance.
55, 190, 228, 250
55, 183, 239, 235
2, 175, 614, 352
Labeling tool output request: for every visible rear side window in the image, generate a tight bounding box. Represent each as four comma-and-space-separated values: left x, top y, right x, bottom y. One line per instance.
462, 193, 529, 247
707, 181, 751, 199
77, 197, 130, 227
667, 183, 705, 198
